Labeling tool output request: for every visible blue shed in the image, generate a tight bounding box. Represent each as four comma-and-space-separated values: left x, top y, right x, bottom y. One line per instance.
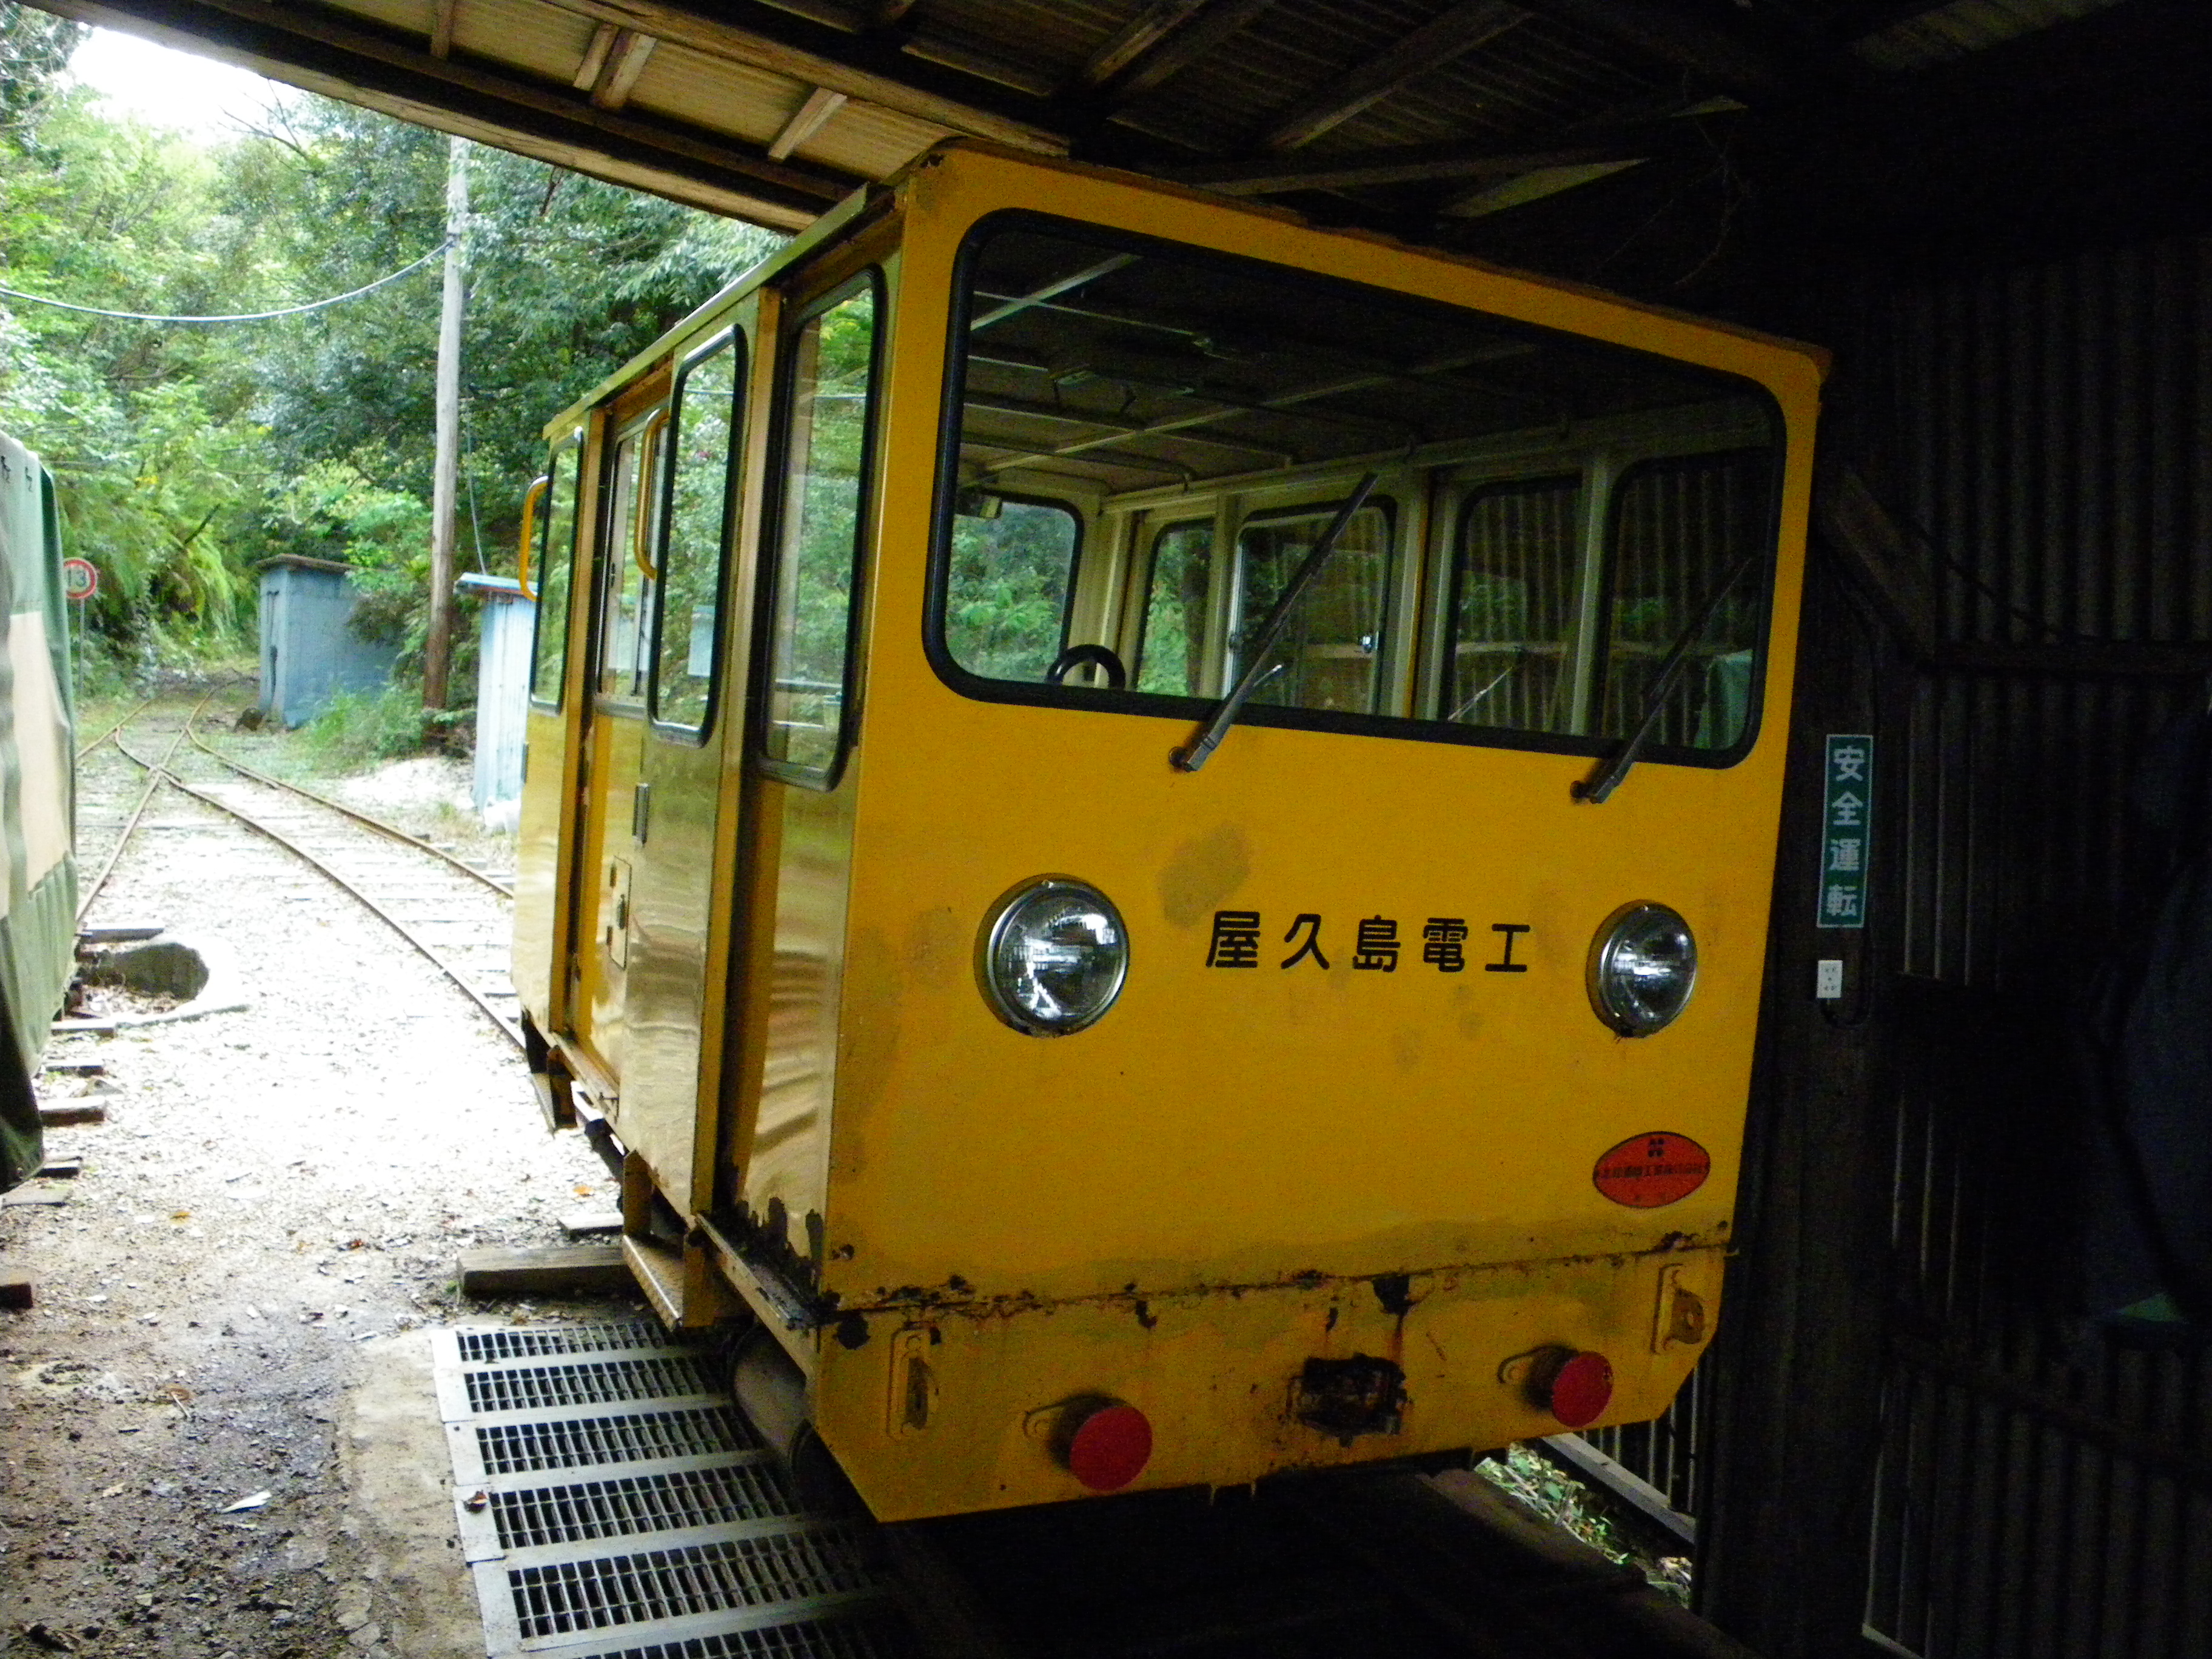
256, 556, 398, 728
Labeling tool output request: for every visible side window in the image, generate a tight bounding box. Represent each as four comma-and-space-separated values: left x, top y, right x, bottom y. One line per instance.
1231, 501, 1392, 715
1596, 451, 1773, 752
528, 437, 581, 707
760, 277, 879, 781
651, 333, 743, 734
597, 415, 662, 701
1135, 521, 1213, 695
1445, 478, 1581, 733
943, 495, 1080, 681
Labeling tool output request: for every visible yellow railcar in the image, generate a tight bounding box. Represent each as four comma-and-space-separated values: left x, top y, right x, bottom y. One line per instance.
512, 141, 1823, 1521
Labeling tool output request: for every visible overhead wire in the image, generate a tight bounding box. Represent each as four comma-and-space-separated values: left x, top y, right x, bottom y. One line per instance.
0, 237, 452, 324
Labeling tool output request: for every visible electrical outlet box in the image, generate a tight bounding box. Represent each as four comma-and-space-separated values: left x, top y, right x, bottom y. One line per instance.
1815, 959, 1845, 1000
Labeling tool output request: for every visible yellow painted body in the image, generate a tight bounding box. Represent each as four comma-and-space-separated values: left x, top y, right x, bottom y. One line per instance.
514, 144, 1823, 1520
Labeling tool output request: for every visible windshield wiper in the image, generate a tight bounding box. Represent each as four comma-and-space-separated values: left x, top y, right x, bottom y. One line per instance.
1171, 472, 1380, 773
1573, 545, 1762, 805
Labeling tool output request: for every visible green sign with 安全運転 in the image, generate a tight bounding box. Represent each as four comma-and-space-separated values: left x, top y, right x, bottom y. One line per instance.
1817, 734, 1872, 929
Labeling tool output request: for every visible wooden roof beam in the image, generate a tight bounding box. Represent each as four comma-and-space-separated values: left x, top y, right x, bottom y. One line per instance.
589, 27, 657, 110
428, 0, 458, 59
1259, 0, 1529, 151
766, 85, 847, 158
1086, 0, 1279, 104
1165, 126, 1681, 195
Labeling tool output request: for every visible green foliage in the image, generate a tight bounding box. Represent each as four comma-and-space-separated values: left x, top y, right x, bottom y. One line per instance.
0, 21, 784, 734
292, 685, 440, 773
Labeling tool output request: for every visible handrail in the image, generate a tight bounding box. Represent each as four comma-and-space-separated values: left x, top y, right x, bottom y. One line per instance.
515, 474, 549, 600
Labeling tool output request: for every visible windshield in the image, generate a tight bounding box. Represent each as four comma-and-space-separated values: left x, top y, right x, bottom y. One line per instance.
930, 214, 1781, 766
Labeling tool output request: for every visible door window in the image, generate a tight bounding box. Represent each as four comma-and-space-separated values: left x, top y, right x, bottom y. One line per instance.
651, 333, 744, 735
528, 435, 581, 708
597, 416, 661, 702
759, 276, 880, 783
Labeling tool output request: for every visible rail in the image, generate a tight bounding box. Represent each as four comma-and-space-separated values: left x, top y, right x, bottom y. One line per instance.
97, 702, 523, 1052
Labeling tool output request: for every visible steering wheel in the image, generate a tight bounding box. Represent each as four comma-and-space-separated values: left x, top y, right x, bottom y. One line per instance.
1045, 643, 1128, 690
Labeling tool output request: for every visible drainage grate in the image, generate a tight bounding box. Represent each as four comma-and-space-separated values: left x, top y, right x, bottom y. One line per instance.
466, 1355, 720, 1413
512, 1526, 880, 1637
477, 1406, 754, 1475
460, 1321, 666, 1362
567, 1615, 911, 1659
433, 1324, 914, 1658
493, 1464, 800, 1549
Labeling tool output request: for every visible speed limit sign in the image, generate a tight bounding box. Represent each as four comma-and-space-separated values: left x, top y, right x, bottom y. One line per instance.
62, 558, 97, 603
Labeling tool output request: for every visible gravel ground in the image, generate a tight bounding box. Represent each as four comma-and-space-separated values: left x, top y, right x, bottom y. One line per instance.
0, 700, 634, 1657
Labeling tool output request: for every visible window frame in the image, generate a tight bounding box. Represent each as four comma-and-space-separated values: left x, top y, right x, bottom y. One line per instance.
526, 427, 585, 714
1131, 515, 1216, 699
749, 268, 885, 791
1438, 472, 1586, 739
925, 209, 1788, 769
646, 326, 747, 745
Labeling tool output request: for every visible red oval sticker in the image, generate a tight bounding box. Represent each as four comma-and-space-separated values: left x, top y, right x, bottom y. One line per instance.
1593, 1131, 1712, 1208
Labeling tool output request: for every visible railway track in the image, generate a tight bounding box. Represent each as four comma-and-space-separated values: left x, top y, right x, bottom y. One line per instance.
91, 699, 523, 1048
69, 698, 1735, 1659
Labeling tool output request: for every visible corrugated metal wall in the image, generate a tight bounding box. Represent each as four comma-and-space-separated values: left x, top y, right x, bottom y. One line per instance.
1592, 235, 2212, 1658
1846, 234, 2212, 1659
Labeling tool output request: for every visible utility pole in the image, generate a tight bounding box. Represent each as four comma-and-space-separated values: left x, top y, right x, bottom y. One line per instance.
424, 135, 469, 711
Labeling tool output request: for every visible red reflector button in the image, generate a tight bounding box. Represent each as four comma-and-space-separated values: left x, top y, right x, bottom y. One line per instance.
1065, 1403, 1153, 1492
1546, 1352, 1615, 1429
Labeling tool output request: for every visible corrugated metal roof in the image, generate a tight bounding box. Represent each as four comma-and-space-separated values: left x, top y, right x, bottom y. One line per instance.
1850, 0, 2131, 73
63, 0, 2162, 251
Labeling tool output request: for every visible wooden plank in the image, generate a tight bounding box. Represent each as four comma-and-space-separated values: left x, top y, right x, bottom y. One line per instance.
52, 1019, 117, 1036
458, 1243, 632, 1296
37, 1158, 82, 1181
560, 1209, 623, 1236
39, 1058, 106, 1075
38, 1103, 107, 1127
0, 1270, 32, 1310
2, 1187, 70, 1208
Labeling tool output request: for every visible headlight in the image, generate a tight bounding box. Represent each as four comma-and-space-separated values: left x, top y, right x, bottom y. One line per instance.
979, 877, 1129, 1036
1587, 902, 1697, 1036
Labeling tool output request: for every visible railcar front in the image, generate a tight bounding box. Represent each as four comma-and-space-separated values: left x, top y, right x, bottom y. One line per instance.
511, 142, 1823, 1523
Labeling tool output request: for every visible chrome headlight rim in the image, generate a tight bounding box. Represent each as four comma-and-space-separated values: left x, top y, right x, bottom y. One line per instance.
977, 874, 1130, 1037
1587, 900, 1698, 1037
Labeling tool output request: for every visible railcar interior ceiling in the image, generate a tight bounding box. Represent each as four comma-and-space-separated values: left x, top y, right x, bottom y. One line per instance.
24, 1, 2212, 304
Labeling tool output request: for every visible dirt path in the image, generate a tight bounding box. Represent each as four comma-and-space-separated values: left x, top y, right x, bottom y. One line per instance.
1, 711, 629, 1657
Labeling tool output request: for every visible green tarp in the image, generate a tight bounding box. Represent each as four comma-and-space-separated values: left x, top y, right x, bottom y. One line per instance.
0, 431, 78, 1189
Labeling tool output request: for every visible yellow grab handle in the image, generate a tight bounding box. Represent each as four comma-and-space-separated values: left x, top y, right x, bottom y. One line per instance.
516, 474, 549, 600
634, 408, 670, 581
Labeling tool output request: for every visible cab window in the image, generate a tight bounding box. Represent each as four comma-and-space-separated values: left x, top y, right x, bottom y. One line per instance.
1446, 477, 1581, 735
943, 494, 1079, 682
1135, 520, 1212, 697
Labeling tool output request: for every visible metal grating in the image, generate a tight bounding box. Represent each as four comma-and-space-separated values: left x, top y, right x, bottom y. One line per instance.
433, 1325, 913, 1658
569, 1614, 913, 1659
512, 1527, 879, 1638
466, 1355, 720, 1413
494, 1465, 800, 1549
477, 1406, 754, 1475
460, 1321, 667, 1361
